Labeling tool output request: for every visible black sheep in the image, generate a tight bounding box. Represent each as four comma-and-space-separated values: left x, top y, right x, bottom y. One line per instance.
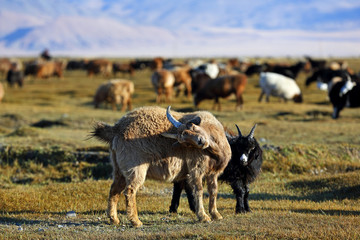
169, 124, 263, 214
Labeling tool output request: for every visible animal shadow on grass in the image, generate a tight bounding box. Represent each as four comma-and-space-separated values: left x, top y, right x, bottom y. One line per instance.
0, 210, 109, 227
272, 110, 335, 122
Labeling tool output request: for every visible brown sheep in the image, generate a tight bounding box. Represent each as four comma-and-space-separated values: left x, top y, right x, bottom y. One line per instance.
87, 59, 113, 77
194, 73, 248, 111
112, 62, 135, 77
36, 61, 64, 78
151, 69, 175, 103
94, 79, 134, 111
92, 106, 231, 227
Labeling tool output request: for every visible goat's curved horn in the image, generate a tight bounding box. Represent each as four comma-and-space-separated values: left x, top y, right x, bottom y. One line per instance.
166, 106, 182, 128
235, 124, 242, 137
247, 124, 257, 139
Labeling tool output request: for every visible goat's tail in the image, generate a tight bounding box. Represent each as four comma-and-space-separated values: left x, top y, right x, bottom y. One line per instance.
91, 122, 114, 144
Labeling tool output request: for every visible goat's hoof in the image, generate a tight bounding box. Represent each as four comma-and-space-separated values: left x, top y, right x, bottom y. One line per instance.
131, 220, 143, 228
210, 212, 223, 220
235, 209, 246, 214
109, 217, 120, 225
199, 214, 211, 223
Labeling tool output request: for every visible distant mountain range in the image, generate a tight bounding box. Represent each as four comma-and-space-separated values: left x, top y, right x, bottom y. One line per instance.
1, 0, 360, 57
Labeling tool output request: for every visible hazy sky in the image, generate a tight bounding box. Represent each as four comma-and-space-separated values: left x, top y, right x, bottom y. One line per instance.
1, 0, 360, 57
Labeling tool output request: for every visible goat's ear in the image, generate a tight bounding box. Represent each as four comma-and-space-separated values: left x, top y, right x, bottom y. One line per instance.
161, 132, 178, 139
186, 117, 201, 128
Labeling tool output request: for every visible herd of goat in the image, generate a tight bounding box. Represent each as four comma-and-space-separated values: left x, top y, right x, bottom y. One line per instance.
0, 55, 359, 227
2, 55, 358, 119
1, 55, 359, 118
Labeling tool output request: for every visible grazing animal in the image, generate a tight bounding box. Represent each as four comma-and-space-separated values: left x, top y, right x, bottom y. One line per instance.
305, 56, 327, 71
151, 69, 175, 103
24, 60, 63, 79
172, 66, 192, 98
94, 79, 134, 111
87, 59, 112, 77
150, 57, 164, 70
91, 106, 232, 227
194, 74, 248, 111
268, 61, 308, 79
0, 82, 4, 102
130, 59, 153, 70
245, 63, 266, 76
112, 62, 135, 77
258, 72, 303, 103
6, 67, 24, 87
169, 124, 263, 214
305, 68, 349, 91
195, 61, 220, 79
190, 71, 212, 94
66, 59, 88, 70
328, 75, 360, 119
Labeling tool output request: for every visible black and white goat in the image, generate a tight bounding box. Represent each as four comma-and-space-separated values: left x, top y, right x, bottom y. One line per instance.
169, 124, 263, 214
305, 68, 348, 91
328, 74, 360, 119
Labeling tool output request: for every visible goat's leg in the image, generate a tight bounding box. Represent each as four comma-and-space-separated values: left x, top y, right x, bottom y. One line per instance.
212, 97, 221, 111
231, 180, 246, 213
265, 94, 270, 103
169, 181, 185, 213
184, 180, 196, 213
127, 96, 132, 111
165, 87, 173, 103
156, 88, 162, 103
244, 184, 251, 212
207, 174, 222, 220
124, 184, 142, 227
108, 174, 126, 224
236, 94, 244, 110
111, 102, 117, 111
258, 91, 264, 102
123, 166, 147, 228
188, 173, 211, 222
108, 150, 126, 225
185, 82, 192, 99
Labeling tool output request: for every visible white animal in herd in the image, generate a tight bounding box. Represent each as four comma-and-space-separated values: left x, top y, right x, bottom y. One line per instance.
258, 72, 303, 103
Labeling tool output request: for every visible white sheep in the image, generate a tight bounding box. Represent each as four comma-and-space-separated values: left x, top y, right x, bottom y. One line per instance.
258, 72, 303, 103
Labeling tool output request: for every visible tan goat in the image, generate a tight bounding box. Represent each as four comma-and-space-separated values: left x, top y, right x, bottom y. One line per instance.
94, 79, 134, 111
151, 69, 175, 103
92, 106, 231, 227
172, 66, 192, 98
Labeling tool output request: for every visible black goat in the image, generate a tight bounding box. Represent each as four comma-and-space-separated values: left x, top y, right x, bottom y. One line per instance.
269, 61, 307, 80
6, 69, 24, 88
329, 75, 360, 119
169, 124, 263, 214
305, 56, 327, 71
245, 63, 266, 76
